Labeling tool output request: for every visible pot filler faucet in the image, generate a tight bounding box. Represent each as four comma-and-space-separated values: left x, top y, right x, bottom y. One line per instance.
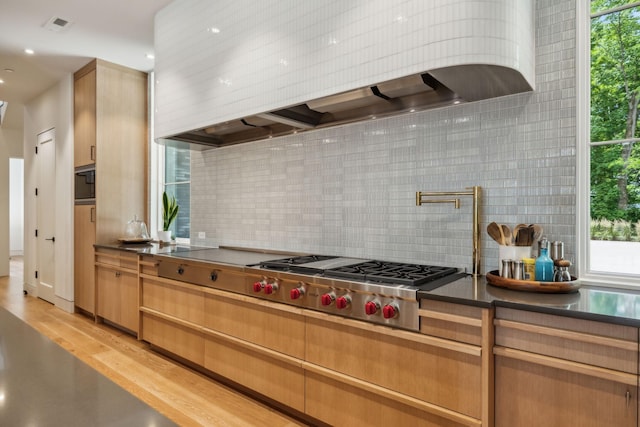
416, 186, 481, 277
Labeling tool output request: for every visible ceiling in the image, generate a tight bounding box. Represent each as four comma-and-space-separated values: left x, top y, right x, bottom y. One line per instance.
0, 0, 174, 130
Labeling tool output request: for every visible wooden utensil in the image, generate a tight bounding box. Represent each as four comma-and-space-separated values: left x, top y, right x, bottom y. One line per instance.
531, 224, 543, 242
500, 224, 512, 245
515, 225, 534, 246
487, 222, 503, 245
513, 223, 527, 240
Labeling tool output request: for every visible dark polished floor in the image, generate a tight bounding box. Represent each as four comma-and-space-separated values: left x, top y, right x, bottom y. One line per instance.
0, 256, 306, 427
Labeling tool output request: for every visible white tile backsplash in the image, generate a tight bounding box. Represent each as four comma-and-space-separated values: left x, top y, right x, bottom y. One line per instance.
184, 0, 575, 275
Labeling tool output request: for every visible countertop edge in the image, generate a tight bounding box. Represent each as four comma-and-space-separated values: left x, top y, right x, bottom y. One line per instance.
419, 275, 640, 328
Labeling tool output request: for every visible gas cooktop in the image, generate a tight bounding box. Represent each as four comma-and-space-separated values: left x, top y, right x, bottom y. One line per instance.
324, 261, 458, 287
258, 255, 459, 288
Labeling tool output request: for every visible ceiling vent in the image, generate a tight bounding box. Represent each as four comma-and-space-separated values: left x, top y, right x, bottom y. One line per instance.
43, 16, 73, 32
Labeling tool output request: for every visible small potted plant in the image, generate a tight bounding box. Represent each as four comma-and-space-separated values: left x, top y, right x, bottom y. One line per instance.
159, 191, 179, 243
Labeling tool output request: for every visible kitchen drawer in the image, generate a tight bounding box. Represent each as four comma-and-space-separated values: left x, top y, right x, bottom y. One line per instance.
305, 315, 482, 419
305, 371, 477, 427
495, 353, 636, 427
95, 248, 138, 270
140, 312, 205, 365
140, 277, 205, 325
203, 333, 305, 412
203, 289, 305, 359
495, 307, 638, 374
419, 299, 484, 346
138, 255, 158, 276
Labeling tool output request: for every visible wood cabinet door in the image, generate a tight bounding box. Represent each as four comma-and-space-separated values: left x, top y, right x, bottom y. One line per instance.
96, 265, 120, 324
495, 354, 637, 427
74, 205, 96, 313
119, 270, 138, 333
74, 68, 96, 167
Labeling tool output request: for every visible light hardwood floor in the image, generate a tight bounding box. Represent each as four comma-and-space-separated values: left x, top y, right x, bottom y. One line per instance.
0, 257, 309, 427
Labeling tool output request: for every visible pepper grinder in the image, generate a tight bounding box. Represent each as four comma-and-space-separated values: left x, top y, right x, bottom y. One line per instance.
553, 259, 572, 282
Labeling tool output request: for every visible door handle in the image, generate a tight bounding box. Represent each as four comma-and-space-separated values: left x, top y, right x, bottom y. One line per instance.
45, 237, 55, 242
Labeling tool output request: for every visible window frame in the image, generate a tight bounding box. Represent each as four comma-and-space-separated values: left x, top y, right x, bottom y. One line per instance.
577, 0, 640, 289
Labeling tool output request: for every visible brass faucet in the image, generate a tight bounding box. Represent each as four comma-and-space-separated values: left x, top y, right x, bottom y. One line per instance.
416, 186, 481, 277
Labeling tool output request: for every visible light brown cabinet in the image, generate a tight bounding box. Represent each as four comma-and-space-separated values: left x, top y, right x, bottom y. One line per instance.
202, 290, 306, 412
139, 273, 205, 364
139, 258, 490, 426
74, 68, 97, 167
73, 59, 148, 315
494, 307, 638, 427
95, 249, 139, 334
74, 205, 96, 313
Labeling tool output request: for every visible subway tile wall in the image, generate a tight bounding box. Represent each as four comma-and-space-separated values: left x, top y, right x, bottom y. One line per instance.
154, 0, 534, 140
189, 0, 575, 274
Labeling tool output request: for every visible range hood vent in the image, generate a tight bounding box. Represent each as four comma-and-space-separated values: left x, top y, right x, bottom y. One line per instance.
164, 66, 531, 150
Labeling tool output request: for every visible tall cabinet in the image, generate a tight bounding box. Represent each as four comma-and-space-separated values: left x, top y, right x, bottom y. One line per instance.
73, 59, 148, 315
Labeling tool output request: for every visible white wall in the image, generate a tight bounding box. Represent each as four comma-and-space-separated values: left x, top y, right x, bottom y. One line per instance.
9, 158, 23, 256
23, 76, 75, 311
0, 127, 22, 276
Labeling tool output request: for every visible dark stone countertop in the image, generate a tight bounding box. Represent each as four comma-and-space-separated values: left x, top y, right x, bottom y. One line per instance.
419, 274, 640, 327
96, 243, 640, 328
94, 243, 297, 267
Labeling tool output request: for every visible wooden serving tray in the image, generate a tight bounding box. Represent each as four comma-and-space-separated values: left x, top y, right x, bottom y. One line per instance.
486, 270, 580, 293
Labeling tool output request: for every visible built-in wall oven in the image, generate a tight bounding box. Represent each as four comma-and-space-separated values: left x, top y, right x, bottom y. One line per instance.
74, 165, 95, 204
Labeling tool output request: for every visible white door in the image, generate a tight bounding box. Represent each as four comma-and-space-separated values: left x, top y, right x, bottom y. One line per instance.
36, 128, 56, 304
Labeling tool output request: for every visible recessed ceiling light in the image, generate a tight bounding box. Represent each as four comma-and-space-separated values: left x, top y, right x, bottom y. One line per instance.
24, 48, 35, 55
0, 79, 4, 84
146, 53, 155, 60
207, 27, 221, 34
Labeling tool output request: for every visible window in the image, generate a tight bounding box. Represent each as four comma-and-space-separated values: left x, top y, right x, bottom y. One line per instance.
162, 144, 191, 240
579, 1, 640, 285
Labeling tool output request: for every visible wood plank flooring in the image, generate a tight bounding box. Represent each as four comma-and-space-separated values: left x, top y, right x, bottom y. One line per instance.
0, 257, 309, 426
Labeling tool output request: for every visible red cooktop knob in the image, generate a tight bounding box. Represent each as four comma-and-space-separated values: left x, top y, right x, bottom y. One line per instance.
253, 282, 263, 293
321, 293, 334, 306
382, 304, 398, 319
336, 295, 351, 309
290, 288, 302, 300
264, 283, 274, 294
365, 301, 379, 315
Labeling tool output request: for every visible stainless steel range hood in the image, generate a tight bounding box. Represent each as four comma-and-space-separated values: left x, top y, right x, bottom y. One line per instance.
164, 65, 532, 149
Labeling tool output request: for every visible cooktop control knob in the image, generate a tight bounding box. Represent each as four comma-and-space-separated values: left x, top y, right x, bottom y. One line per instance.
336, 295, 351, 309
365, 301, 380, 315
264, 281, 279, 295
382, 303, 399, 319
290, 286, 305, 300
321, 293, 335, 306
253, 281, 264, 292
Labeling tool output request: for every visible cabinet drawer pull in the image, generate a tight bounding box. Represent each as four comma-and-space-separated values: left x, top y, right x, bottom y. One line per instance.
626, 390, 631, 408
90, 145, 96, 161
90, 207, 96, 223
